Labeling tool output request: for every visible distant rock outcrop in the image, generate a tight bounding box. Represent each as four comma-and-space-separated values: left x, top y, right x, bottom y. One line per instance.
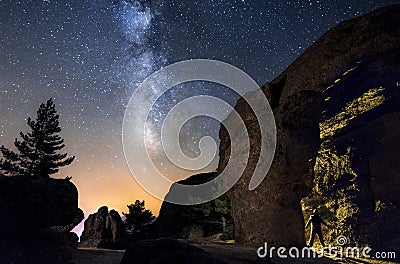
218, 4, 400, 251
121, 238, 227, 264
152, 172, 233, 242
80, 206, 127, 249
0, 175, 83, 263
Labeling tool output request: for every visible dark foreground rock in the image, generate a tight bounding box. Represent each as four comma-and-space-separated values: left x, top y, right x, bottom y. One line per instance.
0, 175, 83, 263
80, 206, 128, 249
217, 3, 400, 251
120, 238, 227, 264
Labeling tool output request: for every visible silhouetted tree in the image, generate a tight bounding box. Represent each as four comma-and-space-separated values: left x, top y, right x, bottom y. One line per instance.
0, 98, 74, 177
123, 200, 155, 236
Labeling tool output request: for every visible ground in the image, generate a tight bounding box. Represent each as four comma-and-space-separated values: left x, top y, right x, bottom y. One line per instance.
71, 248, 125, 264
71, 243, 399, 264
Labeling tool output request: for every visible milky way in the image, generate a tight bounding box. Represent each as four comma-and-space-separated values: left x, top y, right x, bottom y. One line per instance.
1, 0, 400, 221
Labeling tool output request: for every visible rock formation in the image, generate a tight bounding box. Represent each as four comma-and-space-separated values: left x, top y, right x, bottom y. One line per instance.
152, 172, 234, 241
302, 48, 400, 252
80, 206, 127, 249
0, 175, 83, 263
217, 4, 400, 251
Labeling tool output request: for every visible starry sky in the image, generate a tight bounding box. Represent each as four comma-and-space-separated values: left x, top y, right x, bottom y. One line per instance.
1, 0, 400, 235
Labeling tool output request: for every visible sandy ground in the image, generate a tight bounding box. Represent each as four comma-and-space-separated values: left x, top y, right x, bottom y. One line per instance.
72, 244, 258, 264
71, 248, 125, 264
71, 244, 399, 264
197, 243, 258, 263
197, 243, 338, 263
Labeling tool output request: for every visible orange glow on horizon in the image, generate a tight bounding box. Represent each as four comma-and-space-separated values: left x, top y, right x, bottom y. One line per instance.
60, 155, 216, 218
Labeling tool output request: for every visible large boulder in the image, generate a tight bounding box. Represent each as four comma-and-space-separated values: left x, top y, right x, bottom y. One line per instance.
217, 4, 400, 250
80, 206, 127, 249
0, 175, 83, 263
152, 172, 233, 242
120, 238, 227, 264
0, 175, 83, 233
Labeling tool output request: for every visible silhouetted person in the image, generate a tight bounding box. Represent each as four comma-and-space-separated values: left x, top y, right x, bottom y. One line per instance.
305, 209, 330, 247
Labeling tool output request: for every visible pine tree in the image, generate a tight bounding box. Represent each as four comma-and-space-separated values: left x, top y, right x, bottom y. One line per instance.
123, 200, 155, 235
0, 98, 74, 177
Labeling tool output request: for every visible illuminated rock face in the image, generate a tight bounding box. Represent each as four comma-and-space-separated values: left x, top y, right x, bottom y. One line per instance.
303, 50, 400, 251
218, 5, 400, 248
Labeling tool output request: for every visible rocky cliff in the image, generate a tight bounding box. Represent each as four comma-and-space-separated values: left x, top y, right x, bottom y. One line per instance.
302, 48, 400, 251
217, 4, 400, 250
0, 175, 83, 263
80, 206, 127, 249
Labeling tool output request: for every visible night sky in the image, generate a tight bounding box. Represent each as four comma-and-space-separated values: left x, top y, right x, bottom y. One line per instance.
1, 0, 400, 235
